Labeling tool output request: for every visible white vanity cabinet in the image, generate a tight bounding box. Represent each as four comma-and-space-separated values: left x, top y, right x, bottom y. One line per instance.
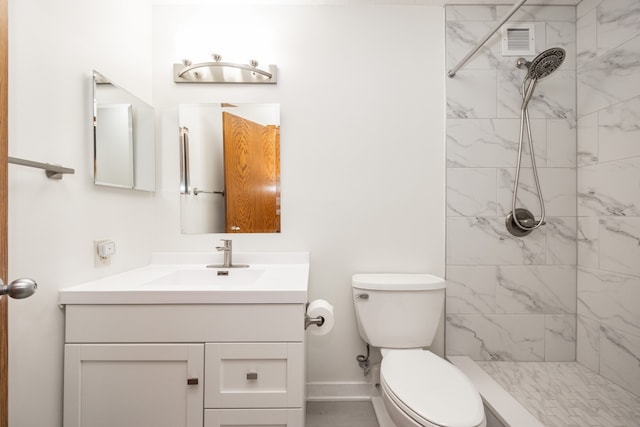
63, 304, 306, 427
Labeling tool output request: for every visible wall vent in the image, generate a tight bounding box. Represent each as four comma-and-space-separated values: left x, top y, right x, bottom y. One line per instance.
501, 23, 535, 56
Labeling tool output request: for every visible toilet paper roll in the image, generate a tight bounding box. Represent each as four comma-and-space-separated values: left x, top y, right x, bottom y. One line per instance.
306, 299, 334, 336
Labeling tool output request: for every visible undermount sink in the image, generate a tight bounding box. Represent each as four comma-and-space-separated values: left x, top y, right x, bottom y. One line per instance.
144, 268, 265, 289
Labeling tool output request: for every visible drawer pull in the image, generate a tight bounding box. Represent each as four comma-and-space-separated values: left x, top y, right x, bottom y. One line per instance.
246, 372, 258, 380
187, 378, 199, 385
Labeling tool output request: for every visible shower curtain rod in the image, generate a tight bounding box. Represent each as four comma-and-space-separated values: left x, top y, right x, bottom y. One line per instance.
447, 0, 528, 78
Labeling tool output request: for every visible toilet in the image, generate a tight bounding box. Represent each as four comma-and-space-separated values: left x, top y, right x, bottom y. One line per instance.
352, 273, 486, 427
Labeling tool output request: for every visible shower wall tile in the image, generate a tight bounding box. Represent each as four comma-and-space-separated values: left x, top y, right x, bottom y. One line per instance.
577, 111, 598, 166
446, 21, 502, 71
598, 217, 640, 277
545, 314, 577, 362
447, 168, 496, 217
577, 267, 640, 338
447, 217, 546, 266
446, 313, 545, 361
445, 266, 497, 314
600, 325, 640, 396
496, 5, 575, 23
577, 9, 597, 67
547, 119, 576, 167
577, 158, 640, 217
496, 266, 576, 314
446, 118, 546, 168
577, 34, 640, 115
498, 69, 576, 121
446, 70, 497, 118
547, 21, 577, 71
445, 5, 496, 22
596, 0, 640, 55
445, 4, 577, 364
545, 217, 577, 266
577, 216, 599, 268
496, 168, 576, 217
576, 314, 600, 371
577, 0, 604, 20
598, 95, 640, 163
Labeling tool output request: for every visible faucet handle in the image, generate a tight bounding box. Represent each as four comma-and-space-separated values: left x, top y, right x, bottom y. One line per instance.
216, 239, 232, 251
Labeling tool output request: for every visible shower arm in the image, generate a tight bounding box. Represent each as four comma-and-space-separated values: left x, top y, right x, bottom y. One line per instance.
447, 0, 528, 78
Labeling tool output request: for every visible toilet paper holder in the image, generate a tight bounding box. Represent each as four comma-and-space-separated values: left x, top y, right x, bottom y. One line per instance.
305, 313, 325, 330
304, 301, 325, 330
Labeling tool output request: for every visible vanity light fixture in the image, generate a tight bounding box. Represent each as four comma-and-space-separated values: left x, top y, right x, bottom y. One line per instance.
174, 53, 277, 84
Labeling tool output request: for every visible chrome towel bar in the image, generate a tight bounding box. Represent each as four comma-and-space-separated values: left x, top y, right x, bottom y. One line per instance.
8, 156, 75, 180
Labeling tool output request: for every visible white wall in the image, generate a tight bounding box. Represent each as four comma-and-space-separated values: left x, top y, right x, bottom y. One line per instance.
152, 4, 445, 396
7, 0, 154, 425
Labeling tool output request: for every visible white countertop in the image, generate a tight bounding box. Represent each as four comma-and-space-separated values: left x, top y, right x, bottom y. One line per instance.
59, 252, 310, 305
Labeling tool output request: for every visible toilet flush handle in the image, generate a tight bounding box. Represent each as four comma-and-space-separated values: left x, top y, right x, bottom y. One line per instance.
355, 293, 369, 300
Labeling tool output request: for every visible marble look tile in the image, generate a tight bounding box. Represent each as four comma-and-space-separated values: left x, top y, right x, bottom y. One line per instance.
445, 5, 496, 22
578, 157, 640, 217
600, 325, 640, 396
496, 266, 576, 314
546, 21, 576, 71
447, 70, 497, 118
446, 266, 497, 314
577, 267, 640, 337
446, 21, 502, 71
497, 168, 576, 217
496, 5, 575, 23
545, 314, 576, 362
447, 168, 497, 217
577, 9, 597, 68
599, 217, 640, 277
577, 34, 640, 115
577, 0, 604, 19
597, 0, 640, 55
598, 95, 640, 163
547, 119, 576, 167
577, 111, 598, 166
498, 68, 576, 121
446, 313, 545, 361
447, 217, 546, 265
577, 314, 600, 371
545, 217, 577, 266
577, 216, 599, 268
446, 118, 546, 168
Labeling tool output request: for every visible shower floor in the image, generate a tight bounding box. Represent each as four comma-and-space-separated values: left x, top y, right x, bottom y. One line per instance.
476, 361, 640, 427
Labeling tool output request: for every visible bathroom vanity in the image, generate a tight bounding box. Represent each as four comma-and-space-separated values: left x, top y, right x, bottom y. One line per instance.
59, 252, 309, 427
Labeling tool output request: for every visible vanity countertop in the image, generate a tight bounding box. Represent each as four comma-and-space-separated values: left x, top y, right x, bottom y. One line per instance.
59, 252, 309, 305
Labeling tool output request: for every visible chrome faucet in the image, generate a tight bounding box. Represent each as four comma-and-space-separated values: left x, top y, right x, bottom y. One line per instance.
207, 239, 249, 268
216, 239, 233, 267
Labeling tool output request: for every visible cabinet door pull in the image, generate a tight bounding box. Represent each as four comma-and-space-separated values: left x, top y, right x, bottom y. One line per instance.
187, 377, 199, 385
246, 372, 258, 380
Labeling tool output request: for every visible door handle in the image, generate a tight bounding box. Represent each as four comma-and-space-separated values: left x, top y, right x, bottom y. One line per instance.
0, 278, 37, 299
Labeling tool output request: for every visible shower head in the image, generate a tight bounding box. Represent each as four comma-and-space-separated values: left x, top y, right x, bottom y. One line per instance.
526, 47, 566, 80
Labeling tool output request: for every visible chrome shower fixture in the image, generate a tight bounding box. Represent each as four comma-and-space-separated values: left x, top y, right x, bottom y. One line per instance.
506, 47, 565, 237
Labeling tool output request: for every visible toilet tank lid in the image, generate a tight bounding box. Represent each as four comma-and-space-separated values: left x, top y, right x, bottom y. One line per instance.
352, 274, 445, 291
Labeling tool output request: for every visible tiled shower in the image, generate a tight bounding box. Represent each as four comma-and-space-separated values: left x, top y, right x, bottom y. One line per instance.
444, 0, 640, 398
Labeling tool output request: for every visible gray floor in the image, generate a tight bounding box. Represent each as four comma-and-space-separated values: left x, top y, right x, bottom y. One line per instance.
306, 401, 379, 427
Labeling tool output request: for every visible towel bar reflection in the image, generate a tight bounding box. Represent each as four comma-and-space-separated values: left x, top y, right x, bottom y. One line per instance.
8, 156, 75, 180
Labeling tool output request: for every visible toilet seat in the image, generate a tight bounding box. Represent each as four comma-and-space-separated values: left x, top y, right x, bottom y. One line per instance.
381, 350, 485, 427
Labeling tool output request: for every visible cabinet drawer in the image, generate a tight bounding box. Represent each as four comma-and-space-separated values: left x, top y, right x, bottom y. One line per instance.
205, 343, 304, 409
204, 409, 304, 427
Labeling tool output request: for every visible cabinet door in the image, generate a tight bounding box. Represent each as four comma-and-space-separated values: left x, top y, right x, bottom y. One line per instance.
204, 409, 304, 427
63, 344, 203, 427
205, 343, 304, 409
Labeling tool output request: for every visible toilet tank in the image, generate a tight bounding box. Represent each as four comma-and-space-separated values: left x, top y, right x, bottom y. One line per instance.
352, 274, 445, 349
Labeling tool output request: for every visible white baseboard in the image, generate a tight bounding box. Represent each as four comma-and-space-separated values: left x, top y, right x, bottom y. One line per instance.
306, 381, 375, 401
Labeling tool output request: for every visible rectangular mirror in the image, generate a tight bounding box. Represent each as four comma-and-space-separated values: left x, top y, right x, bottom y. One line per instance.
93, 70, 156, 191
179, 103, 280, 234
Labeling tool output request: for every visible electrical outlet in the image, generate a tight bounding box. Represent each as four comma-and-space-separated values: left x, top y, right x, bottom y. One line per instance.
94, 240, 115, 267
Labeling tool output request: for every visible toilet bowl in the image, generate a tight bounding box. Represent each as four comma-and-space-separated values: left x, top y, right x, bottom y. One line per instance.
351, 273, 486, 427
380, 349, 486, 427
